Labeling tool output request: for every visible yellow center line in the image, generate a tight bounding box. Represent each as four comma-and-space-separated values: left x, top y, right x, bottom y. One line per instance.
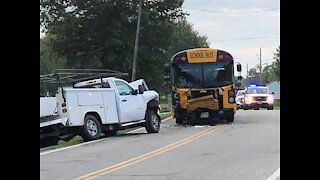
73, 125, 221, 180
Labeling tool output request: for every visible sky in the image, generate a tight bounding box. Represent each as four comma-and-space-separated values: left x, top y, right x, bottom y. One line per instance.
182, 0, 280, 76
40, 0, 280, 77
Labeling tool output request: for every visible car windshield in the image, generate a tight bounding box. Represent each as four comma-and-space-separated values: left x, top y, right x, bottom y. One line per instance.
237, 91, 245, 96
247, 87, 269, 94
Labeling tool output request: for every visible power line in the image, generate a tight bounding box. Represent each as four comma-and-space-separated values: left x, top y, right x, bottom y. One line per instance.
209, 36, 279, 43
182, 7, 280, 14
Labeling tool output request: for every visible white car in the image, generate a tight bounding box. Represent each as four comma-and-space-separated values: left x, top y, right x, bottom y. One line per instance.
243, 85, 274, 110
236, 90, 245, 109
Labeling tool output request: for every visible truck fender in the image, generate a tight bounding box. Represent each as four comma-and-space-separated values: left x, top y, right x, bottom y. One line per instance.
147, 99, 160, 109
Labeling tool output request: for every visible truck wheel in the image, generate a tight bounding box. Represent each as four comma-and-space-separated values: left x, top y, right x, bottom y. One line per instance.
267, 106, 273, 110
226, 114, 234, 123
40, 137, 59, 148
80, 114, 102, 141
145, 109, 160, 133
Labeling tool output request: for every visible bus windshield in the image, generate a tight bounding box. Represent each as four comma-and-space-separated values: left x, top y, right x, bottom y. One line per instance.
172, 61, 234, 88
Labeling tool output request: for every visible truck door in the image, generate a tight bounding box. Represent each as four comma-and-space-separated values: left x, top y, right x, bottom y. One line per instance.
114, 80, 146, 123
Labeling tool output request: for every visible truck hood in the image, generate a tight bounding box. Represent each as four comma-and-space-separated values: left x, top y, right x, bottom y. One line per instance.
129, 79, 149, 91
246, 94, 272, 97
142, 90, 159, 102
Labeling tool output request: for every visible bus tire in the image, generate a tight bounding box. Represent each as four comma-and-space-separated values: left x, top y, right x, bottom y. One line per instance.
226, 114, 234, 123
145, 109, 160, 133
80, 114, 102, 142
176, 117, 183, 124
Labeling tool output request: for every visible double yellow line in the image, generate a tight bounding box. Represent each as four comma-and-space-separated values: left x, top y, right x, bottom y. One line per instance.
74, 125, 220, 180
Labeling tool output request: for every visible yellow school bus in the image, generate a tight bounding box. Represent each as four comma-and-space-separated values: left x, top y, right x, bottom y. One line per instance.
164, 48, 242, 124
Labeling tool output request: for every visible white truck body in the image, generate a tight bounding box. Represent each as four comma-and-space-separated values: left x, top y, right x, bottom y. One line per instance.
40, 97, 57, 118
40, 77, 161, 146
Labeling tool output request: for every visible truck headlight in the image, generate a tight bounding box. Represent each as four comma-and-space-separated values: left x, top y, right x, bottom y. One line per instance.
267, 95, 274, 103
245, 96, 253, 103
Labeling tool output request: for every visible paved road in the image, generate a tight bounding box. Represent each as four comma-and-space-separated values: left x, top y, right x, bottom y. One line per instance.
40, 110, 280, 180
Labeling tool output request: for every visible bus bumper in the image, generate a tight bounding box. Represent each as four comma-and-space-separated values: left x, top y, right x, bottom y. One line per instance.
175, 108, 234, 123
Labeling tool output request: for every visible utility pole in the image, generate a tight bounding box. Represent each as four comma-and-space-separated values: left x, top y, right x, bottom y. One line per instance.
246, 63, 249, 78
259, 48, 262, 84
132, 0, 143, 81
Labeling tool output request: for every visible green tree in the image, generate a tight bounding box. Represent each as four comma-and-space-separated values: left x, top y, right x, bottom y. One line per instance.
272, 45, 280, 81
40, 0, 209, 95
40, 34, 67, 96
261, 64, 277, 84
246, 66, 260, 85
40, 34, 67, 74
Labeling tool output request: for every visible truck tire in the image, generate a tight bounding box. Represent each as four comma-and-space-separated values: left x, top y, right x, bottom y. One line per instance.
40, 137, 59, 148
267, 106, 273, 110
80, 114, 102, 141
145, 109, 160, 133
226, 114, 234, 123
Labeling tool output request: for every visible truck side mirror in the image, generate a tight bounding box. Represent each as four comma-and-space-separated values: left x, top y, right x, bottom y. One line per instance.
237, 64, 242, 72
138, 85, 144, 94
132, 89, 138, 95
164, 63, 170, 73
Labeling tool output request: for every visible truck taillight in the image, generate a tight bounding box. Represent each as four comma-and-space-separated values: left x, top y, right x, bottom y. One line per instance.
62, 109, 67, 113
61, 103, 66, 107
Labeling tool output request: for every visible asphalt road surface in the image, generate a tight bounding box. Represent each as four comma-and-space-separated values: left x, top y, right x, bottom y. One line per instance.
40, 110, 280, 180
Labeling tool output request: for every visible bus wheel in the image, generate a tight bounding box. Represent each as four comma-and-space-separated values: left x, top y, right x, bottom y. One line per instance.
80, 114, 102, 142
226, 114, 234, 123
176, 117, 184, 124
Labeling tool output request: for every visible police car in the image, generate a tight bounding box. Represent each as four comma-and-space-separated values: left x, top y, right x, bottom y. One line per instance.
236, 89, 246, 109
243, 84, 274, 110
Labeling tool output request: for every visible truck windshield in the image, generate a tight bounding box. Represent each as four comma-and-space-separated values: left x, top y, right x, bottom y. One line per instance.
247, 87, 269, 94
172, 61, 234, 88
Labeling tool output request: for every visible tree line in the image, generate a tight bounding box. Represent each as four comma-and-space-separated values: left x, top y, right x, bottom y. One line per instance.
40, 0, 209, 95
242, 46, 280, 86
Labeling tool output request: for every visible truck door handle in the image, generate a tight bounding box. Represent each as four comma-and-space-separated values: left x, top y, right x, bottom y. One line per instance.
122, 99, 127, 102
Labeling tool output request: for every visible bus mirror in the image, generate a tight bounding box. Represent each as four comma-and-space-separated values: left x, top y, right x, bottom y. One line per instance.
235, 81, 242, 88
237, 64, 242, 72
164, 75, 170, 82
164, 63, 170, 73
237, 76, 243, 81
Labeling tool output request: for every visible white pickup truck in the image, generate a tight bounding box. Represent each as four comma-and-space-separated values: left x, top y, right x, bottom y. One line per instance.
40, 70, 161, 147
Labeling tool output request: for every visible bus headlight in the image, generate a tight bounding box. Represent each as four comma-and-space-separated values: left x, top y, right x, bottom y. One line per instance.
173, 93, 179, 99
